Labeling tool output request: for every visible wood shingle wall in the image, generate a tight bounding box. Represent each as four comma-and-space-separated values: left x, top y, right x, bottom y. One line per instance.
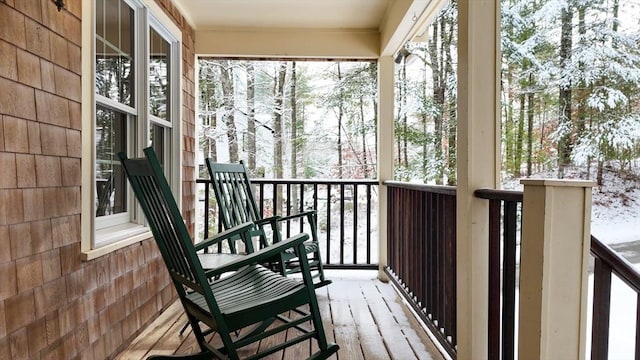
0, 0, 196, 358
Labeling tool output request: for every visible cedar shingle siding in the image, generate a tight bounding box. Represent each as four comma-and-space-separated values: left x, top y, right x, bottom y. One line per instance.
0, 0, 196, 358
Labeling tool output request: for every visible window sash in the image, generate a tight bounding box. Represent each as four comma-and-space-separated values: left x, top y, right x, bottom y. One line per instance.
92, 0, 180, 247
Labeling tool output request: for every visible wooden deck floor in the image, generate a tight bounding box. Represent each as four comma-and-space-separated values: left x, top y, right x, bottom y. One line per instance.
116, 271, 445, 360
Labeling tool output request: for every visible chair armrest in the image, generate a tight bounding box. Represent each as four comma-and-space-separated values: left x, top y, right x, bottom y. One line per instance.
205, 233, 309, 277
194, 222, 254, 252
278, 210, 316, 222
255, 215, 281, 227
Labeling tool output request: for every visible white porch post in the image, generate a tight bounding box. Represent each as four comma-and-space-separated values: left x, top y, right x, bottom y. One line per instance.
518, 179, 595, 360
456, 0, 501, 359
377, 55, 395, 281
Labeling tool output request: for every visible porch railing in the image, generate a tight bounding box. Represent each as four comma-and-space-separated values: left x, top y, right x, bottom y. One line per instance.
475, 188, 640, 360
384, 181, 457, 359
197, 177, 640, 358
591, 235, 640, 358
474, 189, 523, 360
196, 178, 379, 269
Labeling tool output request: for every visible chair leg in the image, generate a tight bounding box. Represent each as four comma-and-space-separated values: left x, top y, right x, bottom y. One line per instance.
307, 214, 331, 287
179, 321, 190, 336
311, 245, 332, 288
309, 344, 340, 360
295, 243, 339, 358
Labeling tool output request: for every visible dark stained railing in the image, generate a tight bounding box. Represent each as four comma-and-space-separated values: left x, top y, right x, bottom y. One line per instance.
198, 177, 638, 358
475, 188, 523, 360
591, 235, 640, 359
384, 181, 457, 359
475, 188, 640, 360
196, 178, 379, 269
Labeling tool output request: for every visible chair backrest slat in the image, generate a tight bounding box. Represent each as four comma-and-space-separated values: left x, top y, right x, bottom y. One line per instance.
118, 149, 211, 297
209, 161, 262, 229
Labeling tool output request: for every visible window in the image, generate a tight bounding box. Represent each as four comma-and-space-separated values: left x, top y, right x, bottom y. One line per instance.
85, 0, 181, 254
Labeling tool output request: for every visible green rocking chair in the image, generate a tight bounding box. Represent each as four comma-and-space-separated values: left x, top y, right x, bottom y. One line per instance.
205, 159, 331, 288
118, 148, 339, 360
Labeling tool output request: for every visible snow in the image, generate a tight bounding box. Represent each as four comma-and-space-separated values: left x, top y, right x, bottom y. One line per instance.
503, 165, 640, 245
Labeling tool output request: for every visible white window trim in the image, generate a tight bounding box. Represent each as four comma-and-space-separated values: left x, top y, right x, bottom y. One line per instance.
81, 0, 183, 260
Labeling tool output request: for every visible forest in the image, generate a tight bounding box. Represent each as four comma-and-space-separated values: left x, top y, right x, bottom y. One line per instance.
197, 0, 640, 187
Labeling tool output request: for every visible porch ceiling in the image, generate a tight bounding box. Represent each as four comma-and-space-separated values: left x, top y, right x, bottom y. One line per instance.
172, 0, 446, 58
174, 0, 391, 31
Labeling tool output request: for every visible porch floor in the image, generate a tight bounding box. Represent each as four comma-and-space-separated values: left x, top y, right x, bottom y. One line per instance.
115, 271, 445, 360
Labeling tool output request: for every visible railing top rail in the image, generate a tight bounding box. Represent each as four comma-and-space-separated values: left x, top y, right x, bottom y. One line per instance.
474, 188, 524, 202
384, 180, 457, 195
196, 178, 378, 185
591, 235, 640, 293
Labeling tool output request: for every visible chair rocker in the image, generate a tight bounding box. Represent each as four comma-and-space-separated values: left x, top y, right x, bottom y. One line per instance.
118, 148, 339, 360
205, 159, 331, 288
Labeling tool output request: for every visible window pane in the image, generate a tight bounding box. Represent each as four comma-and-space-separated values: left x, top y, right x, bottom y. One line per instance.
96, 106, 128, 217
149, 28, 170, 120
95, 0, 135, 106
150, 124, 166, 166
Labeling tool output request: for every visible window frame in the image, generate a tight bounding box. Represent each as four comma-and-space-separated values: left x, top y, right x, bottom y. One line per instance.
81, 0, 182, 260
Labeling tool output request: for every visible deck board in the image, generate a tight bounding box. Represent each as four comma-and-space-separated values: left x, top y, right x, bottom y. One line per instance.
116, 271, 445, 360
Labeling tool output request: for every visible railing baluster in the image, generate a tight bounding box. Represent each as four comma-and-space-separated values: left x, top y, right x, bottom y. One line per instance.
340, 184, 345, 265
445, 193, 457, 345
366, 184, 372, 264
326, 184, 331, 265
488, 198, 501, 360
259, 183, 264, 218
636, 293, 640, 360
299, 184, 304, 234
503, 201, 518, 360
353, 185, 358, 264
592, 257, 612, 359
286, 183, 291, 237
203, 181, 211, 252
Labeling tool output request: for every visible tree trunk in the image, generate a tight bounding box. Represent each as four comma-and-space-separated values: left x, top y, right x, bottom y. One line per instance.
199, 62, 218, 165
337, 63, 344, 178
290, 62, 298, 179
273, 62, 287, 180
557, 5, 573, 178
526, 74, 534, 177
444, 14, 456, 185
515, 93, 525, 177
429, 17, 445, 185
246, 62, 256, 171
290, 62, 299, 210
359, 95, 368, 178
369, 63, 378, 177
220, 60, 239, 162
273, 61, 287, 215
421, 51, 429, 182
401, 64, 409, 170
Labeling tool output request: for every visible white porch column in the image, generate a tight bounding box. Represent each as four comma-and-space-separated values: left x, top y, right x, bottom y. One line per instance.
377, 55, 395, 281
518, 179, 595, 360
456, 0, 500, 358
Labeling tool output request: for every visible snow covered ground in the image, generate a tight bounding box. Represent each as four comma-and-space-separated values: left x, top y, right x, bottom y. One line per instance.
503, 166, 640, 245
591, 182, 640, 245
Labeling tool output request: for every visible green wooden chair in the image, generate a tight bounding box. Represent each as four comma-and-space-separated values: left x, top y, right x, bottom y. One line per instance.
205, 159, 331, 288
118, 148, 339, 360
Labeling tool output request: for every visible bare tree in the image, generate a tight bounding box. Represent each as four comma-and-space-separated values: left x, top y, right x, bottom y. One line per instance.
220, 60, 239, 162
246, 62, 256, 171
